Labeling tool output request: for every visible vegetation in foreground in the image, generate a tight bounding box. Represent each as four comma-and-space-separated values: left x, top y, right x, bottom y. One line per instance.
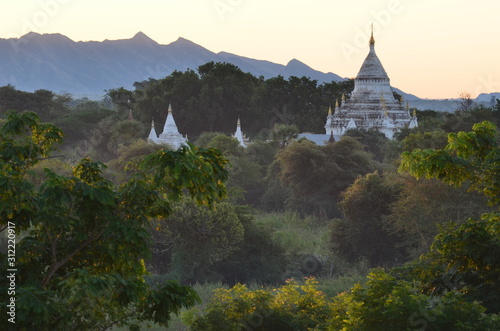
0, 65, 499, 329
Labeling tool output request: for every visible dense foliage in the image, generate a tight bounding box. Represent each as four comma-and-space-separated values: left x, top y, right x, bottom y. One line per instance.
0, 63, 499, 329
0, 111, 229, 329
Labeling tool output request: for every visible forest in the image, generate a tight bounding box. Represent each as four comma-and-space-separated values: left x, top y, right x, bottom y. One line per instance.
0, 62, 499, 330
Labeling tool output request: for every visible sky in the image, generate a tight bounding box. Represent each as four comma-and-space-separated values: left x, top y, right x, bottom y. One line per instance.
1, 0, 499, 99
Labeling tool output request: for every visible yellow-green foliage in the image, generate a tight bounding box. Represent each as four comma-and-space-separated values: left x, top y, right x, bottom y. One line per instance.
185, 273, 499, 331
185, 277, 330, 331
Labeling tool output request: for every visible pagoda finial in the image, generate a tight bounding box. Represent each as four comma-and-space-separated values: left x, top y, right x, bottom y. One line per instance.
369, 23, 375, 46
328, 105, 332, 116
335, 99, 339, 109
237, 117, 241, 126
151, 118, 155, 127
413, 108, 417, 117
406, 101, 410, 111
168, 103, 173, 114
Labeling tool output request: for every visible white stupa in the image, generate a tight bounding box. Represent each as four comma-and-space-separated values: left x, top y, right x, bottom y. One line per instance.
232, 118, 247, 147
325, 26, 417, 139
148, 103, 187, 149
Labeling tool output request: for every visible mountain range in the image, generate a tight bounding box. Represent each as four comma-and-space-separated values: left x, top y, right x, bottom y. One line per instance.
0, 32, 346, 98
0, 32, 497, 112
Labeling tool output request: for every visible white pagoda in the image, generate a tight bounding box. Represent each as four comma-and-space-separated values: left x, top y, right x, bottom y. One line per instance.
232, 118, 247, 147
148, 103, 187, 149
325, 28, 417, 139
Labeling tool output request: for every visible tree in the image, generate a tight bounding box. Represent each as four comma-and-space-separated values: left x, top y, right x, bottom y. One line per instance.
402, 215, 500, 313
214, 206, 289, 284
274, 136, 378, 217
456, 91, 475, 112
399, 121, 500, 206
0, 111, 229, 329
343, 128, 389, 162
330, 171, 404, 267
270, 123, 299, 147
387, 175, 491, 258
399, 120, 500, 314
207, 134, 244, 157
184, 278, 331, 331
329, 269, 497, 330
402, 130, 449, 152
149, 198, 244, 283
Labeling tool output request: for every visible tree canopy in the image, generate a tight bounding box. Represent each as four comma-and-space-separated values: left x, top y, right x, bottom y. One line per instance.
0, 111, 229, 329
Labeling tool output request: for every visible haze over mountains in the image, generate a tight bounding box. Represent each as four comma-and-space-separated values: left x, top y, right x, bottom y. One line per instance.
0, 32, 345, 97
0, 32, 497, 111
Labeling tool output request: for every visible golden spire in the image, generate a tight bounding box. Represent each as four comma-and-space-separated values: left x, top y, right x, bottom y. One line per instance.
369, 23, 375, 46
406, 101, 410, 111
413, 108, 417, 117
328, 105, 332, 116
335, 99, 339, 109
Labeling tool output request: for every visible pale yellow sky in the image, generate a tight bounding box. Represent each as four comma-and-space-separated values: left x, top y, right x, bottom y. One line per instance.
1, 0, 499, 99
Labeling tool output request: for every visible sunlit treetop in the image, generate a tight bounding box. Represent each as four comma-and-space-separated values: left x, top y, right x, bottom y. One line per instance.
399, 121, 500, 207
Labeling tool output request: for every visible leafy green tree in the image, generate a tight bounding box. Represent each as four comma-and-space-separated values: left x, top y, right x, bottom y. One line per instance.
330, 171, 404, 267
0, 85, 70, 121
214, 206, 289, 284
275, 136, 378, 217
207, 134, 244, 157
0, 111, 229, 329
149, 198, 244, 283
197, 62, 258, 133
402, 130, 449, 152
400, 121, 500, 206
399, 120, 500, 313
51, 102, 112, 146
185, 278, 331, 331
270, 123, 299, 147
261, 159, 289, 212
343, 128, 389, 162
329, 269, 497, 330
194, 131, 223, 148
441, 106, 499, 133
387, 175, 491, 258
226, 154, 264, 205
107, 139, 164, 183
110, 119, 146, 147
106, 87, 135, 113
402, 215, 500, 313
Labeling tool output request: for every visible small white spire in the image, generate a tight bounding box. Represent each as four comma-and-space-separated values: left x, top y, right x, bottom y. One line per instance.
148, 119, 158, 143
233, 117, 247, 147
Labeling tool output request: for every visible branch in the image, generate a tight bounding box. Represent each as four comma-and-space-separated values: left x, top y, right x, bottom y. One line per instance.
41, 227, 106, 288
37, 155, 77, 162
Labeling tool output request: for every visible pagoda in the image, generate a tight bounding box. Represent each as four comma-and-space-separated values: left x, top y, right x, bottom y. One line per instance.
232, 118, 247, 147
325, 27, 417, 139
148, 103, 187, 149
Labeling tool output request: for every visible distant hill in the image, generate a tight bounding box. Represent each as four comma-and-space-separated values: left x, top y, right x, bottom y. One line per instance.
1, 32, 497, 110
0, 32, 347, 98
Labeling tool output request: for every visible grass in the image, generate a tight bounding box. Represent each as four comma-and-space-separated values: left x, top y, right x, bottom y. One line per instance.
254, 211, 331, 256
